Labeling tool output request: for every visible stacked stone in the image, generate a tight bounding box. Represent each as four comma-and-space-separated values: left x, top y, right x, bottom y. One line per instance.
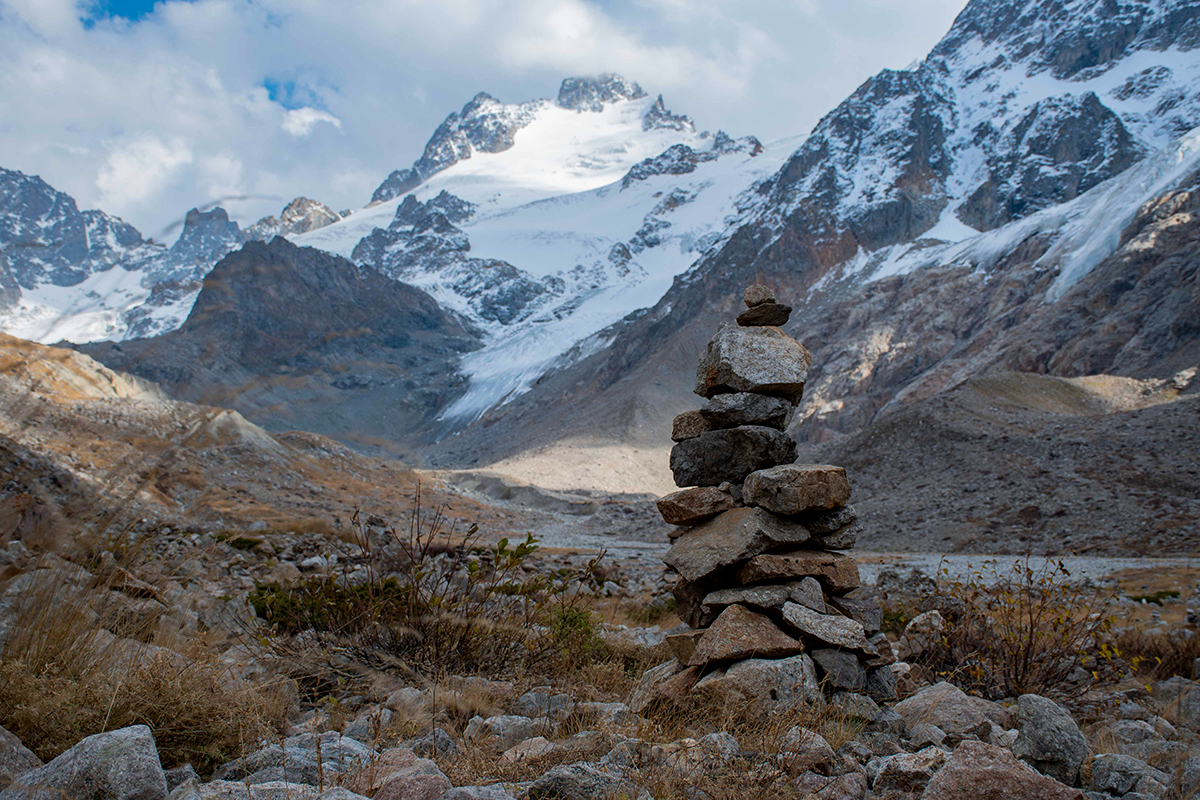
654, 285, 895, 704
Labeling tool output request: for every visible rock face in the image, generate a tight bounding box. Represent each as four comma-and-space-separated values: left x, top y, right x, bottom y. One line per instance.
649, 287, 888, 705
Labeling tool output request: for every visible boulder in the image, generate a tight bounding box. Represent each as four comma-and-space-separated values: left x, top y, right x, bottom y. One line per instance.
462, 715, 544, 751
872, 747, 948, 793
629, 660, 699, 714
694, 323, 811, 402
441, 789, 517, 800
664, 507, 811, 583
1089, 754, 1170, 797
516, 690, 575, 721
744, 284, 776, 307
527, 763, 636, 800
656, 486, 737, 525
670, 426, 797, 486
814, 523, 860, 550
372, 759, 452, 800
1011, 694, 1087, 786
501, 736, 556, 763
810, 648, 867, 691
670, 410, 713, 441
781, 727, 837, 775
702, 392, 795, 430
214, 732, 374, 785
738, 550, 860, 593
865, 665, 899, 702
0, 725, 166, 800
1150, 677, 1200, 729
744, 464, 852, 515
781, 602, 870, 650
0, 727, 40, 789
737, 302, 792, 326
692, 653, 821, 714
197, 784, 370, 800
894, 682, 998, 737
688, 604, 802, 666
922, 741, 1084, 800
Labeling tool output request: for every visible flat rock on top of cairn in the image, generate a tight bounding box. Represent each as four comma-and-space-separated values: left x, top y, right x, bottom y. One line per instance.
744, 284, 775, 307
744, 464, 852, 515
663, 506, 811, 583
694, 324, 811, 402
669, 426, 797, 487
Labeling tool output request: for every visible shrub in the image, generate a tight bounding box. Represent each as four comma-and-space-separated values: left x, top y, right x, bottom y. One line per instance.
912, 557, 1119, 699
251, 486, 607, 681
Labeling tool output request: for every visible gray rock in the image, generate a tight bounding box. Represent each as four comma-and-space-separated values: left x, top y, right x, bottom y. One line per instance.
1012, 694, 1087, 786
738, 550, 861, 593
781, 727, 837, 775
864, 632, 895, 667
1090, 753, 1169, 797
670, 426, 797, 487
894, 681, 997, 736
810, 648, 867, 692
407, 728, 456, 757
527, 763, 636, 800
798, 505, 860, 535
909, 723, 947, 748
700, 584, 790, 620
0, 727, 40, 789
871, 746, 948, 793
0, 725, 166, 800
702, 392, 795, 430
827, 595, 883, 634
663, 507, 810, 583
694, 323, 811, 402
164, 766, 199, 794
897, 610, 945, 660
462, 715, 544, 751
692, 653, 821, 714
864, 665, 898, 702
789, 576, 826, 611
516, 690, 575, 721
832, 691, 881, 720
214, 732, 374, 785
629, 659, 688, 715
440, 788, 517, 800
737, 302, 792, 326
781, 601, 870, 650
198, 783, 369, 799
1150, 677, 1200, 729
866, 707, 907, 736
923, 741, 1085, 800
744, 463, 852, 515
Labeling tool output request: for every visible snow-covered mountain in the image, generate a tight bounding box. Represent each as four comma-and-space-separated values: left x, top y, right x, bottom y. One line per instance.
292, 75, 783, 418
0, 172, 342, 343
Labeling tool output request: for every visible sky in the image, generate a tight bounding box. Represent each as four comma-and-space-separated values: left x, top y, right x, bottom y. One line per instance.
0, 0, 968, 242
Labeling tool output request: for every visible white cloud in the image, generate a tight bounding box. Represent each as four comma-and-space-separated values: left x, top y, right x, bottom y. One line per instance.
282, 107, 343, 137
0, 0, 969, 241
96, 135, 193, 212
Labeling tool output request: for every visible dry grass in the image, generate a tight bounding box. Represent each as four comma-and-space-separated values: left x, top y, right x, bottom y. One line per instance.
0, 568, 284, 774
1113, 628, 1200, 682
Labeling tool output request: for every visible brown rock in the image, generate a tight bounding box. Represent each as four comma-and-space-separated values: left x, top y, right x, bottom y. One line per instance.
922, 741, 1085, 800
671, 410, 714, 442
664, 507, 812, 583
670, 425, 797, 487
744, 284, 775, 307
744, 464, 852, 515
692, 653, 821, 714
657, 486, 737, 526
688, 604, 802, 666
666, 631, 704, 664
695, 323, 811, 402
629, 660, 701, 714
737, 550, 860, 592
737, 302, 792, 326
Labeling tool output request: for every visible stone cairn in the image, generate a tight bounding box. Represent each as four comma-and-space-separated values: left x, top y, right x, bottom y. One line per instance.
641, 284, 895, 714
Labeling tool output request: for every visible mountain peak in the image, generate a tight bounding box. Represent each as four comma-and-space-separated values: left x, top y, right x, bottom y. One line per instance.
556, 74, 646, 112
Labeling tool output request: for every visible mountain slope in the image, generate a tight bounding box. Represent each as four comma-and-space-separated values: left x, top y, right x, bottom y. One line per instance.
79, 238, 481, 459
